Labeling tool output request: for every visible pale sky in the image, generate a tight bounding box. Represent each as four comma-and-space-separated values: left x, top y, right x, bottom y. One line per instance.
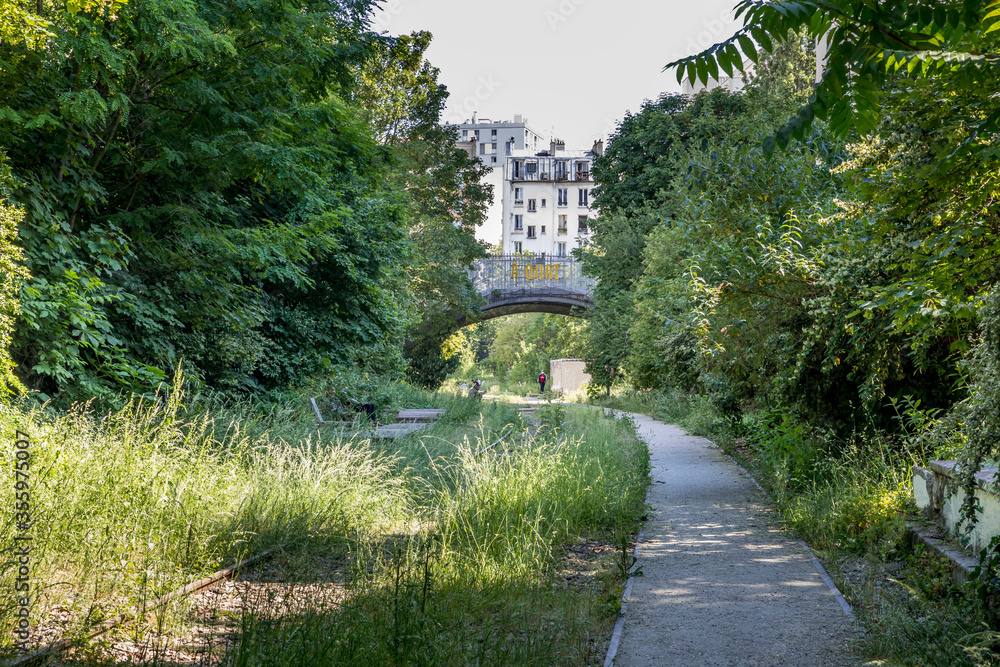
370, 0, 743, 242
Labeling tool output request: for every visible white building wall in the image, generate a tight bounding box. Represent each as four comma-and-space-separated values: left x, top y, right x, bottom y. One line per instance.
501, 147, 595, 256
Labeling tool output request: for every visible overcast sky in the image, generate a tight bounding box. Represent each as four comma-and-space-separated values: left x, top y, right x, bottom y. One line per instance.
371, 0, 742, 148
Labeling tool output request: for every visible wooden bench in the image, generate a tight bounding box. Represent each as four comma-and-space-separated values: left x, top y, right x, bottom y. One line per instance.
396, 409, 446, 423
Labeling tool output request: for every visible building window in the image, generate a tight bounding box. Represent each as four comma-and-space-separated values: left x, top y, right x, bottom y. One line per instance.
526, 161, 537, 174
558, 242, 567, 257
492, 156, 497, 163
558, 215, 568, 233
541, 198, 547, 208
514, 214, 523, 230
578, 216, 589, 233
514, 187, 523, 205
578, 188, 589, 207
541, 225, 546, 234
491, 129, 497, 137
528, 199, 536, 212
474, 130, 480, 138
555, 160, 568, 180
491, 142, 497, 153
480, 144, 486, 154
513, 161, 523, 179
527, 225, 536, 239
558, 189, 568, 206
576, 161, 589, 180
514, 241, 523, 253
462, 130, 468, 138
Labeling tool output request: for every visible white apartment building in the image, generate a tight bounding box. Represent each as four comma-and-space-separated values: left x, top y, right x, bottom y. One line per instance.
450, 112, 545, 168
502, 139, 602, 256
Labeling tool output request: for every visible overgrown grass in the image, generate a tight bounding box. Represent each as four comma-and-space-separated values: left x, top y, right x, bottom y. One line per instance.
222, 405, 649, 666
0, 381, 649, 665
0, 384, 412, 655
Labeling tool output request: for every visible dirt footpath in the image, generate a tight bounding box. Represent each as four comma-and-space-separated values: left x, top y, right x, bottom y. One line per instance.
611, 415, 858, 666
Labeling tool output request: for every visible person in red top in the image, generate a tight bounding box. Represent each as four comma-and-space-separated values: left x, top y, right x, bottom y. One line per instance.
538, 371, 547, 393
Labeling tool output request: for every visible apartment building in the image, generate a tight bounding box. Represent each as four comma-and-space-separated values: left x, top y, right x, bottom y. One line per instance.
502, 139, 602, 256
449, 112, 545, 168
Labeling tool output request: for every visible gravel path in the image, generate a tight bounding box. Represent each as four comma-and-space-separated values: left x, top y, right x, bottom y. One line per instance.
610, 413, 858, 666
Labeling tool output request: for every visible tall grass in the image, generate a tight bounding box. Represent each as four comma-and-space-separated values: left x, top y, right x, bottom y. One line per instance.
0, 385, 410, 652
0, 382, 649, 665
222, 405, 649, 667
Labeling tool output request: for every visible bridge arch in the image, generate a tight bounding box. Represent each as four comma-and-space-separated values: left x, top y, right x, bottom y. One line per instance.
459, 254, 595, 327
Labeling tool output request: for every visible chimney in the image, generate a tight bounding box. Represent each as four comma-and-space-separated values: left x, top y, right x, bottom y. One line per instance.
550, 139, 565, 154
513, 113, 523, 124
472, 111, 478, 124
592, 139, 604, 157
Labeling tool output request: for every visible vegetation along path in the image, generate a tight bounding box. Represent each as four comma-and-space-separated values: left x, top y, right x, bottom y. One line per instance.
612, 413, 857, 666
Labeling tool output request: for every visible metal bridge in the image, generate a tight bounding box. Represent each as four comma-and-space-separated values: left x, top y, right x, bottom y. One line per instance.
461, 254, 595, 325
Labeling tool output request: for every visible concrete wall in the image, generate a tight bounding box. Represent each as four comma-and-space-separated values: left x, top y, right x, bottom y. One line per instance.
550, 359, 591, 394
913, 460, 1000, 552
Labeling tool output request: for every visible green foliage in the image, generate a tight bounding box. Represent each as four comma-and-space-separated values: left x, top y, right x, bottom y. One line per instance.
405, 337, 461, 389
0, 0, 454, 402
0, 163, 28, 400
352, 31, 491, 361
481, 313, 587, 384
668, 0, 1000, 157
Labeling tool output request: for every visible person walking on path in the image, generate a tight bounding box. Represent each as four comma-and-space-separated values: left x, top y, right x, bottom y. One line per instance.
538, 371, 546, 393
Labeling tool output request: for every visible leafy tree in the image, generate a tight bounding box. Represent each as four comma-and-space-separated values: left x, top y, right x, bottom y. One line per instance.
1, 0, 407, 400
0, 163, 28, 400
668, 0, 1000, 154
351, 31, 491, 389
582, 89, 750, 392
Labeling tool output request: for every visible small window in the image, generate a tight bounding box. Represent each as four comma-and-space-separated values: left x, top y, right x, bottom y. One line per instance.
474, 130, 480, 138
526, 162, 538, 174
491, 129, 497, 137
541, 225, 546, 234
578, 188, 589, 207
491, 142, 497, 152
578, 216, 589, 233
514, 214, 523, 230
558, 242, 567, 257
514, 241, 523, 253
492, 156, 497, 163
541, 199, 547, 208
462, 130, 468, 137
514, 187, 523, 205
480, 144, 486, 155
558, 189, 568, 206
558, 215, 568, 233
528, 199, 536, 212
527, 226, 536, 239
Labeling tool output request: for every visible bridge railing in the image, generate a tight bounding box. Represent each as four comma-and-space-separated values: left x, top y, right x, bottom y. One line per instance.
470, 254, 595, 301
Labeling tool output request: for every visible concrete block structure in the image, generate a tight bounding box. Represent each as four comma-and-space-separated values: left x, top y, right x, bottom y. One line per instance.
549, 359, 591, 394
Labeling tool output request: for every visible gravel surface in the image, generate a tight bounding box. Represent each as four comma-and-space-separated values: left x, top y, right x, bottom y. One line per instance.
612, 414, 859, 666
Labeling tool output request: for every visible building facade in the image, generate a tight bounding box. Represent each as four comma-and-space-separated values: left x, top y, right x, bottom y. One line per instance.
449, 112, 545, 169
501, 140, 601, 256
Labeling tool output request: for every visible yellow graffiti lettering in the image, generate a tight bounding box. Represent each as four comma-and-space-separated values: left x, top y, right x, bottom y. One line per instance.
511, 262, 518, 280
526, 264, 534, 280
553, 264, 559, 280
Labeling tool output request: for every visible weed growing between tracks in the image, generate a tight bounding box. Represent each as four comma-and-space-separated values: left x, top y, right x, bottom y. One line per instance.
0, 387, 648, 665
